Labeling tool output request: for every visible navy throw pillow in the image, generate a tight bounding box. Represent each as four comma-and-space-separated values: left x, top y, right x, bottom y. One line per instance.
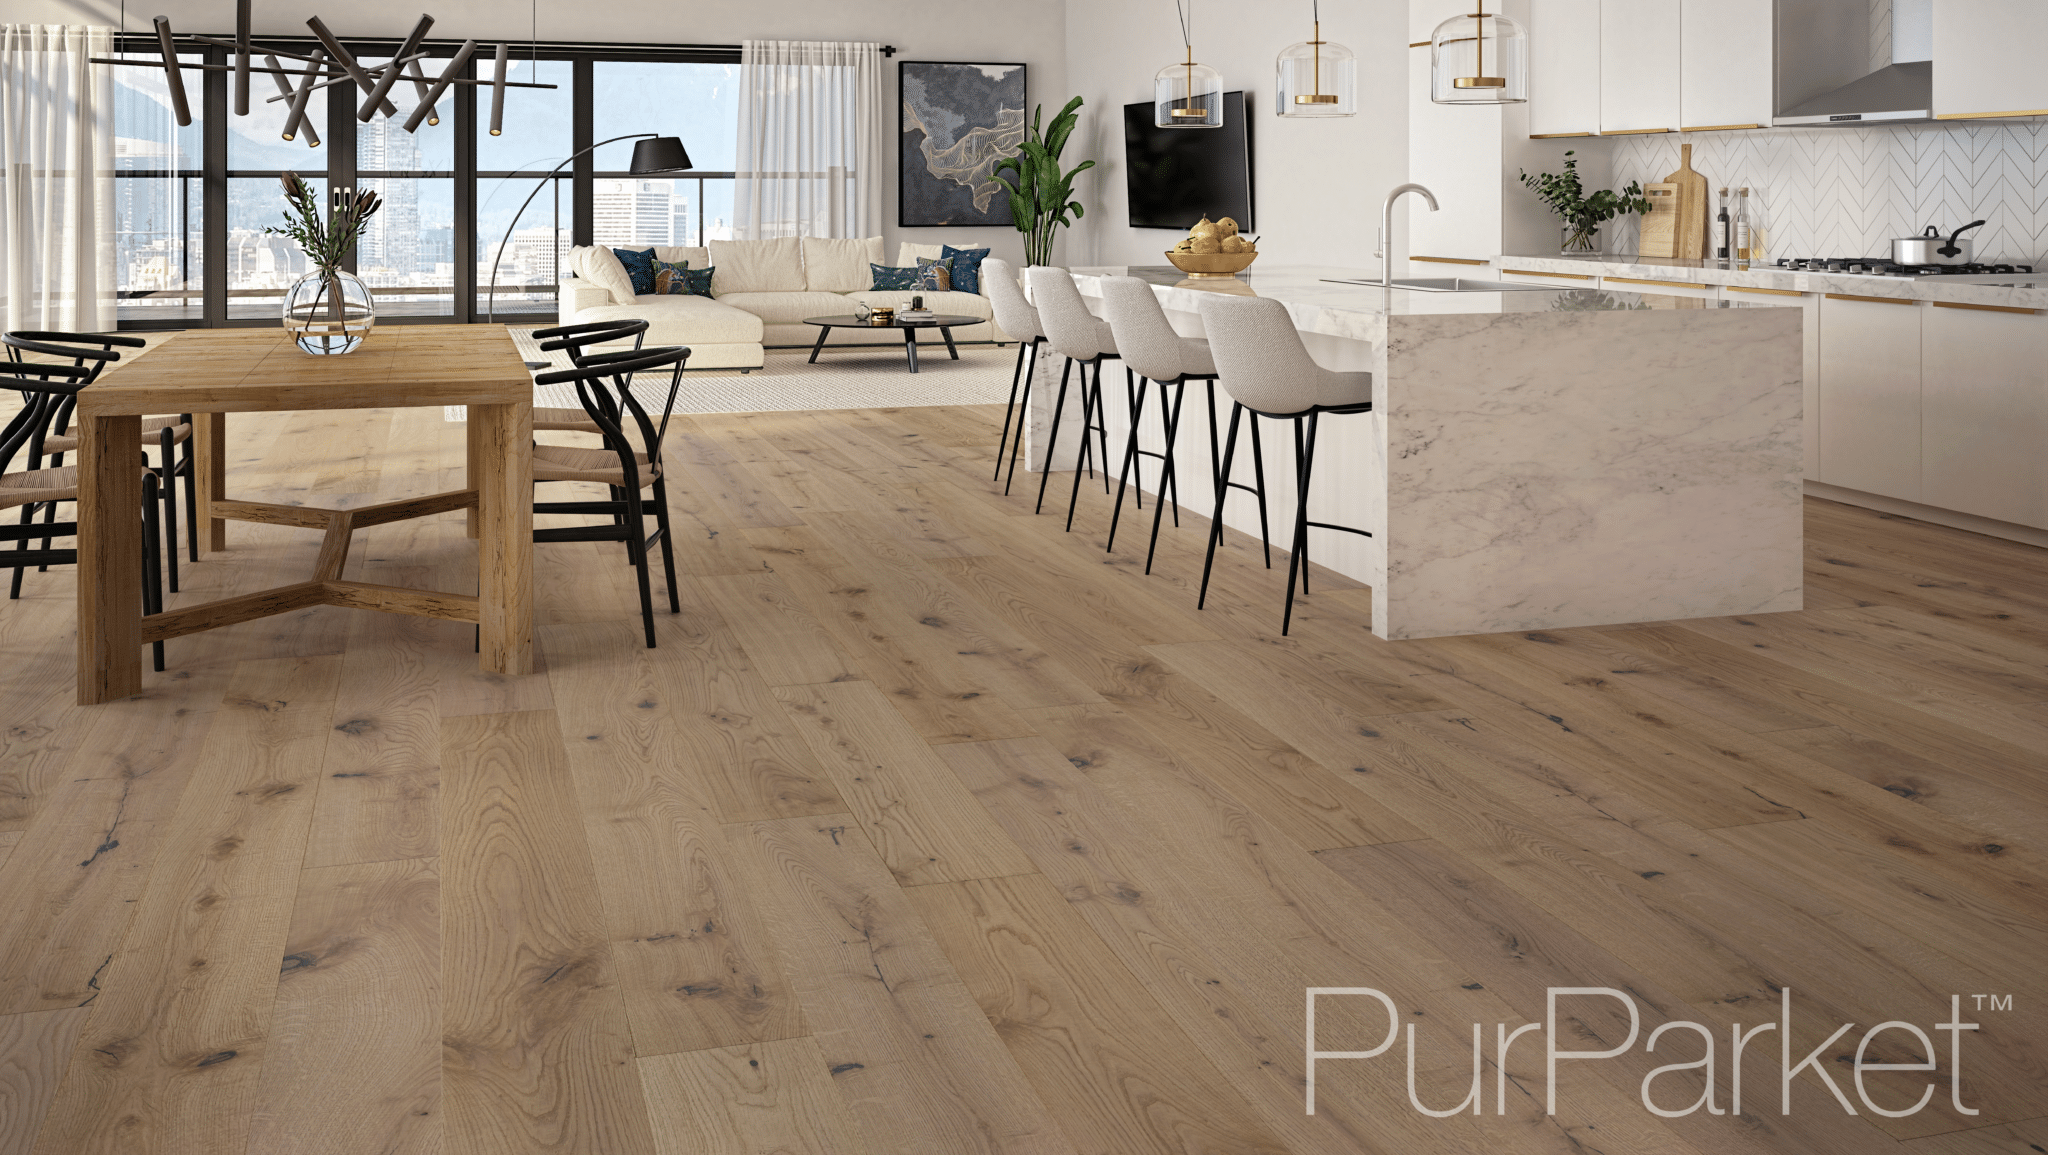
940, 245, 990, 295
870, 263, 919, 291
612, 247, 658, 296
651, 260, 714, 298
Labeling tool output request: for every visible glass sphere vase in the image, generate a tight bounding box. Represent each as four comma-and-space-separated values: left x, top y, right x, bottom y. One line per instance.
282, 268, 375, 355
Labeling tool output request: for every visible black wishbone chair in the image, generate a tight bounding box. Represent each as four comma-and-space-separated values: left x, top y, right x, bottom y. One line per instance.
3, 331, 195, 593
530, 346, 690, 648
1, 360, 167, 671
529, 319, 649, 434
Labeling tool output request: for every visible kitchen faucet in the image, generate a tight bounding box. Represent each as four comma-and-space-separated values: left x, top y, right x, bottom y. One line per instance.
1376, 183, 1440, 287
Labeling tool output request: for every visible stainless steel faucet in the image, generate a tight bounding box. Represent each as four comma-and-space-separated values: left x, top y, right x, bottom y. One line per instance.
1376, 183, 1441, 286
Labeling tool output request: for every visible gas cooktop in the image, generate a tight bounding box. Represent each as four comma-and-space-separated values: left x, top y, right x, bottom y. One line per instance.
1776, 257, 2036, 278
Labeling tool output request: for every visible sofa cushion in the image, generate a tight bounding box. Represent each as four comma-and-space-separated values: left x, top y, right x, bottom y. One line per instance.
612, 247, 660, 295
714, 290, 863, 326
707, 237, 805, 294
895, 242, 946, 268
652, 245, 709, 268
915, 256, 956, 292
570, 246, 638, 306
941, 245, 990, 295
869, 263, 919, 291
652, 259, 713, 297
802, 236, 884, 292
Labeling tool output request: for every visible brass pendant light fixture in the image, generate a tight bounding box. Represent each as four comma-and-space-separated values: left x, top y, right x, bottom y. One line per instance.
1155, 0, 1224, 128
1276, 0, 1356, 117
1430, 0, 1528, 105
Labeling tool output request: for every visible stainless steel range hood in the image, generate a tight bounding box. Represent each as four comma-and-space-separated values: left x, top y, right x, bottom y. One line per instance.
1775, 0, 1933, 126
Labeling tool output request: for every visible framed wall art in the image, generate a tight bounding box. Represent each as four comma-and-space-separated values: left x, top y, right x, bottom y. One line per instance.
898, 60, 1027, 227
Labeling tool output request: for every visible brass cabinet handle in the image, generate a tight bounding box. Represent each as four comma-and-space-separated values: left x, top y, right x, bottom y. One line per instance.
1599, 127, 1674, 135
1529, 132, 1594, 139
1607, 276, 1702, 290
1502, 269, 1593, 280
1932, 300, 2041, 315
1679, 123, 1764, 132
1411, 256, 1489, 266
1727, 286, 1804, 297
1824, 293, 1918, 304
1936, 109, 2048, 120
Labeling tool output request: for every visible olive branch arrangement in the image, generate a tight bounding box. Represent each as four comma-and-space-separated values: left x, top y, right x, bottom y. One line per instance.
263, 172, 382, 273
1518, 151, 1652, 251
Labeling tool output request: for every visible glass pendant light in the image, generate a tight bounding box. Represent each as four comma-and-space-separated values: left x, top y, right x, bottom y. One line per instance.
1430, 0, 1528, 105
1156, 0, 1224, 128
1276, 0, 1356, 117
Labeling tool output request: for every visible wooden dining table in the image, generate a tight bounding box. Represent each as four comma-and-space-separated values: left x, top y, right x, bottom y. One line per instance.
74, 325, 533, 704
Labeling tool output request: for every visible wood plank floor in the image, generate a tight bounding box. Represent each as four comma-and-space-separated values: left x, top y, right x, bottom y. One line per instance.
1, 380, 2044, 1154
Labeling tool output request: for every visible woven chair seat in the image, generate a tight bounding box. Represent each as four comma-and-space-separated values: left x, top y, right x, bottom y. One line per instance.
532, 444, 661, 487
38, 415, 192, 455
0, 464, 157, 511
534, 406, 604, 433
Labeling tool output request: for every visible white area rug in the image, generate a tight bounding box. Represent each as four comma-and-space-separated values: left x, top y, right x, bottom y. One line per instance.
444, 327, 1015, 421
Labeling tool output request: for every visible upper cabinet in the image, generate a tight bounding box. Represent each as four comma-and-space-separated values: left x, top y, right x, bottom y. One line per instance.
1528, 0, 1600, 137
1679, 0, 1772, 130
1598, 0, 1680, 134
1933, 1, 2048, 120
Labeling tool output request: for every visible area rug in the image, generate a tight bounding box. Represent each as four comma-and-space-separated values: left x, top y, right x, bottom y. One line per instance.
444, 327, 1016, 420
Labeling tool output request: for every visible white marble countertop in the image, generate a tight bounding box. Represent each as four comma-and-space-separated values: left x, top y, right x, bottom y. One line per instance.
1497, 253, 2048, 308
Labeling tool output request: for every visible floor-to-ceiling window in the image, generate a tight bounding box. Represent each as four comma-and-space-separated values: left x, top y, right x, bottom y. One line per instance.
108, 37, 737, 329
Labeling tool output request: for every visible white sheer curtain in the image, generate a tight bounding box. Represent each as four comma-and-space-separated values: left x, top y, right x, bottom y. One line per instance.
733, 40, 885, 240
1, 24, 115, 333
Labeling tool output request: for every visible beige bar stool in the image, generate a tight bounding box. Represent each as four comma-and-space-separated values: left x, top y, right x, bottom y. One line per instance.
1022, 266, 1121, 528
979, 257, 1046, 492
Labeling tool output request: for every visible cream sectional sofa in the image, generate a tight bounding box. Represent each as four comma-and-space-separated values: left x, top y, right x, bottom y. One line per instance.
560, 236, 1006, 370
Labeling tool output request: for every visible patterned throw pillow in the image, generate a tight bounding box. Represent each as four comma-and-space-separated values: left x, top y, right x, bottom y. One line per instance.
612, 247, 659, 295
652, 259, 714, 297
870, 263, 919, 291
915, 255, 954, 292
940, 245, 990, 295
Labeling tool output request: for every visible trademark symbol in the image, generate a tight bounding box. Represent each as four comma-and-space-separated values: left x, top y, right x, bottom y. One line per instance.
1970, 994, 2013, 1011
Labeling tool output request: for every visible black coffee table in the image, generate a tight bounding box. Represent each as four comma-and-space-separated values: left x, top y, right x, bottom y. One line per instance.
803, 314, 981, 373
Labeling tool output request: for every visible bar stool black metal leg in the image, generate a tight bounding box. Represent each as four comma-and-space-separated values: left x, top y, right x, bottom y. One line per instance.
1099, 364, 1118, 491
994, 337, 1030, 480
1248, 414, 1271, 568
1032, 356, 1076, 514
1002, 341, 1037, 495
1105, 375, 1151, 553
1282, 412, 1319, 636
1065, 359, 1103, 532
1124, 368, 1141, 508
1198, 402, 1245, 610
1143, 380, 1188, 574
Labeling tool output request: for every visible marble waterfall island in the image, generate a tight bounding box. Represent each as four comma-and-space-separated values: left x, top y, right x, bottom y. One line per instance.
1026, 267, 1804, 640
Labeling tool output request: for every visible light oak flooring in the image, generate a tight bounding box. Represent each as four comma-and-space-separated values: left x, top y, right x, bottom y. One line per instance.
0, 386, 2044, 1155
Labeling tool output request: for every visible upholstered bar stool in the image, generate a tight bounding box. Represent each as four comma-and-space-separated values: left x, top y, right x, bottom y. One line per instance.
979, 258, 1046, 492
1097, 276, 1270, 575
1195, 294, 1373, 636
1022, 266, 1121, 528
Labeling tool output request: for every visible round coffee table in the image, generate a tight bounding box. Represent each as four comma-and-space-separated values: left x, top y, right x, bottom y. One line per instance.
803, 314, 982, 374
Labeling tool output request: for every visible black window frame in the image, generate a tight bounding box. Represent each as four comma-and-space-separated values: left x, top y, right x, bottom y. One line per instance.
109, 34, 739, 330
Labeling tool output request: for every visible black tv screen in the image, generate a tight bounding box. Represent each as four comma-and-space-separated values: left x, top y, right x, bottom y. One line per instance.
1123, 90, 1254, 232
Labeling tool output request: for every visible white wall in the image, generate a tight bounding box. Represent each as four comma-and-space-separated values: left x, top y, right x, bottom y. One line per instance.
20, 0, 1067, 264
1058, 0, 1410, 273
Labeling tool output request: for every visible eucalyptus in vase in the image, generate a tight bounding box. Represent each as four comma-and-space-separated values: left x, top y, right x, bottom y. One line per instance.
266, 173, 382, 354
1518, 151, 1651, 256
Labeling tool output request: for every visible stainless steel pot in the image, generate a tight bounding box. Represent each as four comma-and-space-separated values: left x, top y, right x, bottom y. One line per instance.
1894, 221, 1985, 265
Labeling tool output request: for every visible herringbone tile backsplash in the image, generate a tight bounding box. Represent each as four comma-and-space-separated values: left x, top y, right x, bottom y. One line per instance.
1604, 121, 2048, 265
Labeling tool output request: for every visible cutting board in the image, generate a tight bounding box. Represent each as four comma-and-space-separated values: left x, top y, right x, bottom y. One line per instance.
1638, 182, 1681, 258
1663, 143, 1709, 259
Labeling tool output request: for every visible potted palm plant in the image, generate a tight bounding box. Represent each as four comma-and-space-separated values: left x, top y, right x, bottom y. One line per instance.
991, 97, 1095, 267
1518, 151, 1652, 255
265, 172, 382, 354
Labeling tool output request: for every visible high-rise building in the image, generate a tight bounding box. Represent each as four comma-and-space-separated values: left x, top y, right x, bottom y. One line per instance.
358, 118, 423, 275
593, 179, 688, 248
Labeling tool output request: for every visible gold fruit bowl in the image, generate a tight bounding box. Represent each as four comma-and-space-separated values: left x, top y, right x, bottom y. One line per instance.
1165, 250, 1259, 278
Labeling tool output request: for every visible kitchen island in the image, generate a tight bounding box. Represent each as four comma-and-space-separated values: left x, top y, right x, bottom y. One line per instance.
1020, 265, 1805, 640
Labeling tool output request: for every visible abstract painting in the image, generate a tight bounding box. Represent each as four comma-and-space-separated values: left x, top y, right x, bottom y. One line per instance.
898, 61, 1027, 227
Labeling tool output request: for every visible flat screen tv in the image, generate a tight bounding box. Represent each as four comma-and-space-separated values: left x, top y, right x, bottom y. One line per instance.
1123, 90, 1253, 232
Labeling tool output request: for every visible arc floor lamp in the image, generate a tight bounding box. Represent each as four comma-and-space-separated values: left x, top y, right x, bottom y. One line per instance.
484, 133, 693, 325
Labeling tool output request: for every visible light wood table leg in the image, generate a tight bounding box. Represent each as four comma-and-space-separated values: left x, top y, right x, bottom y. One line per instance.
77, 414, 144, 704
464, 410, 481, 540
195, 411, 228, 552
473, 400, 532, 674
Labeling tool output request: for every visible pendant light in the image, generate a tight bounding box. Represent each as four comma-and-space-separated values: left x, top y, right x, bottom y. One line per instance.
1276, 0, 1356, 117
1429, 0, 1527, 105
1156, 0, 1224, 128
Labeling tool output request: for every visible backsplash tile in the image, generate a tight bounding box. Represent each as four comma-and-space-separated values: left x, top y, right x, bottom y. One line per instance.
1605, 121, 2048, 266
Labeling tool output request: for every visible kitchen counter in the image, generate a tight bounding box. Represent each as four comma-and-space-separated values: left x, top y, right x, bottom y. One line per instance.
1497, 253, 2048, 308
1019, 264, 1805, 640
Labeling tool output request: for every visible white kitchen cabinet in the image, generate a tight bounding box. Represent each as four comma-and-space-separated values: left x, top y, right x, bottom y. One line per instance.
1932, 1, 2048, 120
1599, 0, 1681, 134
1920, 303, 2048, 528
1817, 294, 1923, 501
1679, 0, 1772, 130
1528, 0, 1601, 137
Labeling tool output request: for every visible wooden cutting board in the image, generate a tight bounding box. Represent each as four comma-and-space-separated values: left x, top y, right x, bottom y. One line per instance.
1663, 143, 1709, 259
1638, 182, 1681, 258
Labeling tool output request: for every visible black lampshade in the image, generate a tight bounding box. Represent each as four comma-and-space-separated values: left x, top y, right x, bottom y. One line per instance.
630, 136, 692, 173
